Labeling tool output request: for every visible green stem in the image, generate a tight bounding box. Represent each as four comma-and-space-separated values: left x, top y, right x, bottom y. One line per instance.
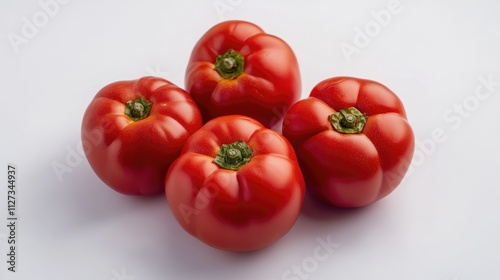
214, 140, 253, 170
330, 107, 367, 134
214, 49, 245, 79
125, 97, 152, 121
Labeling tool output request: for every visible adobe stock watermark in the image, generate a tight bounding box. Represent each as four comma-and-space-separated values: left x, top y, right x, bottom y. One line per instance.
384, 74, 499, 183
111, 267, 135, 280
176, 127, 302, 224
52, 126, 105, 183
51, 65, 172, 183
7, 0, 71, 54
177, 182, 220, 225
340, 0, 406, 63
282, 235, 340, 280
51, 143, 86, 183
213, 0, 244, 21
145, 64, 170, 78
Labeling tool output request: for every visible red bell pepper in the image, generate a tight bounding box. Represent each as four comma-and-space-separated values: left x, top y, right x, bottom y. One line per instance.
282, 77, 415, 208
81, 77, 202, 195
185, 20, 301, 131
165, 115, 305, 251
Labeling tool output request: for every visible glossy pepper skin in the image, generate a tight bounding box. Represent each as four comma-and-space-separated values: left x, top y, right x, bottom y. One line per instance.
165, 115, 305, 251
282, 77, 415, 208
185, 20, 301, 131
81, 77, 202, 195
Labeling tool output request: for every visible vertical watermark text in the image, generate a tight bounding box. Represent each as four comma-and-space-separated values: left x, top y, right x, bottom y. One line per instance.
6, 164, 18, 273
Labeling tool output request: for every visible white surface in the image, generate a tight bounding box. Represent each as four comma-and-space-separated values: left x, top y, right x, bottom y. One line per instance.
1, 0, 500, 279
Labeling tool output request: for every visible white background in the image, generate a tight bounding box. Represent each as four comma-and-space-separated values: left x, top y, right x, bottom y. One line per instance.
1, 0, 500, 279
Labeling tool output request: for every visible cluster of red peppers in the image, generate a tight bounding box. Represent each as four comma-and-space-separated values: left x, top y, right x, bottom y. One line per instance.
81, 20, 415, 252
